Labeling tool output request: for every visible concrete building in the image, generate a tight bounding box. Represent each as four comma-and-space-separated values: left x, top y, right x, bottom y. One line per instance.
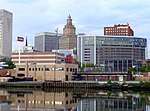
104, 23, 134, 36
35, 32, 62, 52
77, 35, 147, 72
0, 9, 13, 59
59, 15, 77, 53
11, 52, 65, 66
15, 63, 78, 81
12, 51, 78, 81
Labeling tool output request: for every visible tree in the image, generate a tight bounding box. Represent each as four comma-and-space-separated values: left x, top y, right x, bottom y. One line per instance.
128, 67, 136, 74
140, 66, 146, 72
5, 60, 15, 69
147, 65, 150, 72
76, 61, 81, 67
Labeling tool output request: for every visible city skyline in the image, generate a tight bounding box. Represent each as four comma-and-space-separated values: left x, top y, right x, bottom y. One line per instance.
0, 0, 150, 57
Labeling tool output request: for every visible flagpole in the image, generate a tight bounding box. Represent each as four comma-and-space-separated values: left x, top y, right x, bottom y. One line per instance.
19, 41, 20, 65
17, 36, 24, 65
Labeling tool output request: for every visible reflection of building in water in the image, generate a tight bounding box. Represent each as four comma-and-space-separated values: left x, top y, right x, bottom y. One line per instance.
77, 96, 146, 111
0, 103, 11, 111
10, 91, 78, 110
0, 90, 11, 111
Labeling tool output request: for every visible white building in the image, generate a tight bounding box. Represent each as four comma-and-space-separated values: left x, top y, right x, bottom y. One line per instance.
0, 9, 13, 59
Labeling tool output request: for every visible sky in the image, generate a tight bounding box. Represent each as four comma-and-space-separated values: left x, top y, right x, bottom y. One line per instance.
0, 0, 150, 58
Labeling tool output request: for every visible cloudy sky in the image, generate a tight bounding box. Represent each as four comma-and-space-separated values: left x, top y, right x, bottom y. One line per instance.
1, 0, 150, 57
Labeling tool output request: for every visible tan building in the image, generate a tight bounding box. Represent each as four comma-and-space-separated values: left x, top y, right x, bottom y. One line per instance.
104, 23, 134, 36
12, 52, 65, 65
16, 63, 78, 81
59, 15, 77, 53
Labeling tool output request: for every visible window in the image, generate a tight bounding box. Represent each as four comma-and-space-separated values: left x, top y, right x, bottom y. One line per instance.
18, 68, 25, 71
70, 68, 72, 72
66, 68, 69, 71
55, 67, 64, 71
45, 68, 50, 71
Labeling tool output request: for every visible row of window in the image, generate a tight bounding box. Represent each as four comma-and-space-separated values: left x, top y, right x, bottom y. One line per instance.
18, 67, 78, 72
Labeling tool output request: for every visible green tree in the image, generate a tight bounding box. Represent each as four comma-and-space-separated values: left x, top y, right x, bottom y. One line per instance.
5, 60, 15, 69
76, 61, 81, 67
147, 65, 150, 72
140, 66, 146, 72
128, 67, 136, 74
82, 63, 95, 67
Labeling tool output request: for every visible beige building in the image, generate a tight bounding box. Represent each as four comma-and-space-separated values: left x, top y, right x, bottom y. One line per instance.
12, 51, 78, 81
59, 15, 77, 53
16, 63, 78, 81
12, 52, 65, 65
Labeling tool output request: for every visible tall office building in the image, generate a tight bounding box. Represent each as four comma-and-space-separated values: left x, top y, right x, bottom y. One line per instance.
59, 15, 77, 53
35, 32, 61, 52
104, 23, 134, 36
0, 9, 13, 59
77, 35, 147, 72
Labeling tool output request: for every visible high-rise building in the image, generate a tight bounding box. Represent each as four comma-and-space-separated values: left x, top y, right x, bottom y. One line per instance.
35, 32, 61, 52
0, 9, 13, 59
77, 35, 147, 72
59, 15, 77, 53
104, 23, 134, 36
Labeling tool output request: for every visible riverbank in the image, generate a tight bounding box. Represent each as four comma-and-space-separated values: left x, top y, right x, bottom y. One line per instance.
0, 81, 150, 91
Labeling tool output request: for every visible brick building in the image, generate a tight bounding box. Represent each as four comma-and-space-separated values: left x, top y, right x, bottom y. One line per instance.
104, 23, 134, 36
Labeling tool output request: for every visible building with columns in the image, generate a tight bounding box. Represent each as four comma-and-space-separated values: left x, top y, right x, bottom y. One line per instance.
59, 15, 77, 54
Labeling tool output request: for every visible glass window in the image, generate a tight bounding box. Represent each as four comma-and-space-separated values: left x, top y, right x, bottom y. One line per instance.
18, 68, 25, 71
66, 68, 69, 71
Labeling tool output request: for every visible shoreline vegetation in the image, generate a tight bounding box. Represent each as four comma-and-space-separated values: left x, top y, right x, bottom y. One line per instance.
96, 80, 150, 91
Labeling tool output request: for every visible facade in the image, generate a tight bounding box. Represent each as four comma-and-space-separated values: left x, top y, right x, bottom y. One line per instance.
16, 63, 78, 81
35, 32, 62, 52
11, 52, 65, 65
59, 15, 77, 53
77, 35, 147, 72
0, 9, 13, 59
104, 23, 134, 36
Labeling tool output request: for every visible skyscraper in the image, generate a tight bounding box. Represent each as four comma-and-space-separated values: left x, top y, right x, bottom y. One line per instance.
35, 32, 61, 52
104, 23, 134, 36
0, 9, 13, 59
59, 15, 77, 53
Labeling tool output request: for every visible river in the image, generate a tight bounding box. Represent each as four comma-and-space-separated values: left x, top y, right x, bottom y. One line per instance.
0, 88, 149, 111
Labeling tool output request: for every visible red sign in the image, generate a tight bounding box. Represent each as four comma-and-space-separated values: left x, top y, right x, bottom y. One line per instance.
17, 37, 24, 42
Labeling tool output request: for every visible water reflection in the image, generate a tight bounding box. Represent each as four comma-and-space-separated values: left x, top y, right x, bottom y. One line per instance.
0, 89, 149, 111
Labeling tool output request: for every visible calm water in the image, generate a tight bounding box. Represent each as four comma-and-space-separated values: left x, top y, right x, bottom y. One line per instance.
0, 88, 149, 111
